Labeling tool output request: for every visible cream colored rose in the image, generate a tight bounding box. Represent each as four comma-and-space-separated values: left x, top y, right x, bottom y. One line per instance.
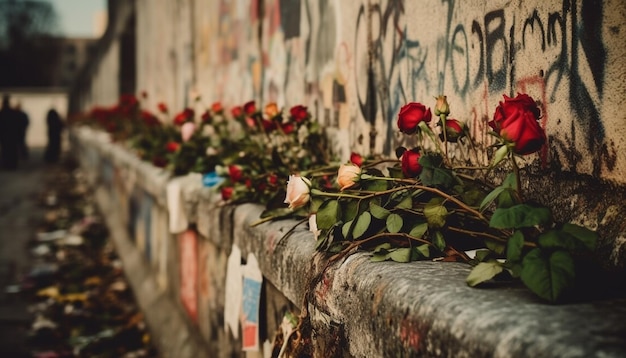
284, 175, 311, 210
337, 163, 361, 191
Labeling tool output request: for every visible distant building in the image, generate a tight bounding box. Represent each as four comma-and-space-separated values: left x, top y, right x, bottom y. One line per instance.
53, 37, 99, 88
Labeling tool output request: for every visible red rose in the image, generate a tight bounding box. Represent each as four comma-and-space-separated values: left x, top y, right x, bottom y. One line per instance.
350, 152, 364, 167
290, 105, 308, 123
489, 93, 545, 155
141, 110, 161, 126
401, 148, 422, 177
157, 102, 168, 113
268, 174, 278, 186
262, 119, 276, 131
440, 119, 465, 143
231, 106, 243, 118
243, 101, 256, 115
211, 101, 224, 114
281, 122, 295, 134
221, 187, 234, 201
201, 110, 211, 123
398, 102, 432, 134
228, 165, 243, 182
165, 141, 180, 153
173, 108, 194, 126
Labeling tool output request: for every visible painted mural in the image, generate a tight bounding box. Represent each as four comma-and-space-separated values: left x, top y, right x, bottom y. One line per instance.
133, 0, 626, 183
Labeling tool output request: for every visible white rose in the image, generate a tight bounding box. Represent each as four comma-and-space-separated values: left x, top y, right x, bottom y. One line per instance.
284, 175, 311, 210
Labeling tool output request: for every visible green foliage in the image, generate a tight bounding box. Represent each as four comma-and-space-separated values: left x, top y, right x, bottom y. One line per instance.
520, 249, 575, 302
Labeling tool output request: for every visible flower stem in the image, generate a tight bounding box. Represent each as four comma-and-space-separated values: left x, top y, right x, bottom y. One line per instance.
510, 152, 523, 200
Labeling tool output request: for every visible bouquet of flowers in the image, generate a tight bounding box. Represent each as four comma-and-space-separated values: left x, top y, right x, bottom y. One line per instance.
283, 94, 597, 303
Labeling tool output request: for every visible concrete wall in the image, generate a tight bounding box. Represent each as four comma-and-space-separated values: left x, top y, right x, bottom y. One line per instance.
126, 0, 626, 184
79, 0, 626, 182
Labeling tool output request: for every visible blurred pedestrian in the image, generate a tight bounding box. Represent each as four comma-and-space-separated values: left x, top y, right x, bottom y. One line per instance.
44, 107, 64, 163
15, 101, 30, 160
0, 94, 20, 169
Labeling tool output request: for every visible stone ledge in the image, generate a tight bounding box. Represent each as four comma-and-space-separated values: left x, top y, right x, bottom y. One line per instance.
72, 127, 626, 357
231, 202, 626, 357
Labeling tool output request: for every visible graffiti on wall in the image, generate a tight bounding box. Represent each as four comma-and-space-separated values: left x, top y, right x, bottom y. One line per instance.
184, 0, 621, 178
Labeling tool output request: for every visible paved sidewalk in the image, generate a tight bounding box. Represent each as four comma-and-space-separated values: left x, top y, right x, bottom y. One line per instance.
0, 147, 59, 357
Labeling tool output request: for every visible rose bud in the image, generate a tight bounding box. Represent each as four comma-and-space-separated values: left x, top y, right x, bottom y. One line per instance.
262, 119, 276, 131
165, 141, 180, 153
201, 110, 212, 123
350, 152, 364, 167
434, 95, 450, 116
440, 119, 466, 143
488, 93, 546, 155
243, 101, 257, 115
211, 101, 224, 114
264, 102, 280, 118
284, 175, 311, 210
157, 102, 168, 113
173, 108, 194, 126
228, 165, 244, 182
281, 122, 295, 134
268, 173, 278, 186
231, 106, 243, 118
290, 105, 309, 123
337, 163, 362, 191
221, 187, 234, 201
181, 121, 196, 142
401, 148, 422, 178
398, 102, 432, 134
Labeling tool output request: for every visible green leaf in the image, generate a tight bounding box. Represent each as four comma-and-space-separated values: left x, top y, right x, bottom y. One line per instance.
497, 188, 518, 208
364, 178, 389, 191
415, 244, 430, 258
561, 223, 597, 251
386, 213, 403, 233
408, 223, 428, 238
343, 199, 359, 222
373, 243, 392, 253
432, 231, 446, 251
489, 204, 552, 229
474, 249, 493, 262
490, 145, 509, 168
316, 200, 339, 230
520, 248, 575, 302
485, 239, 506, 255
352, 211, 372, 239
502, 172, 518, 189
369, 202, 391, 220
397, 195, 413, 209
371, 253, 389, 262
506, 231, 525, 262
389, 248, 412, 262
466, 261, 504, 287
424, 200, 448, 228
341, 219, 353, 238
479, 186, 505, 211
387, 166, 404, 178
